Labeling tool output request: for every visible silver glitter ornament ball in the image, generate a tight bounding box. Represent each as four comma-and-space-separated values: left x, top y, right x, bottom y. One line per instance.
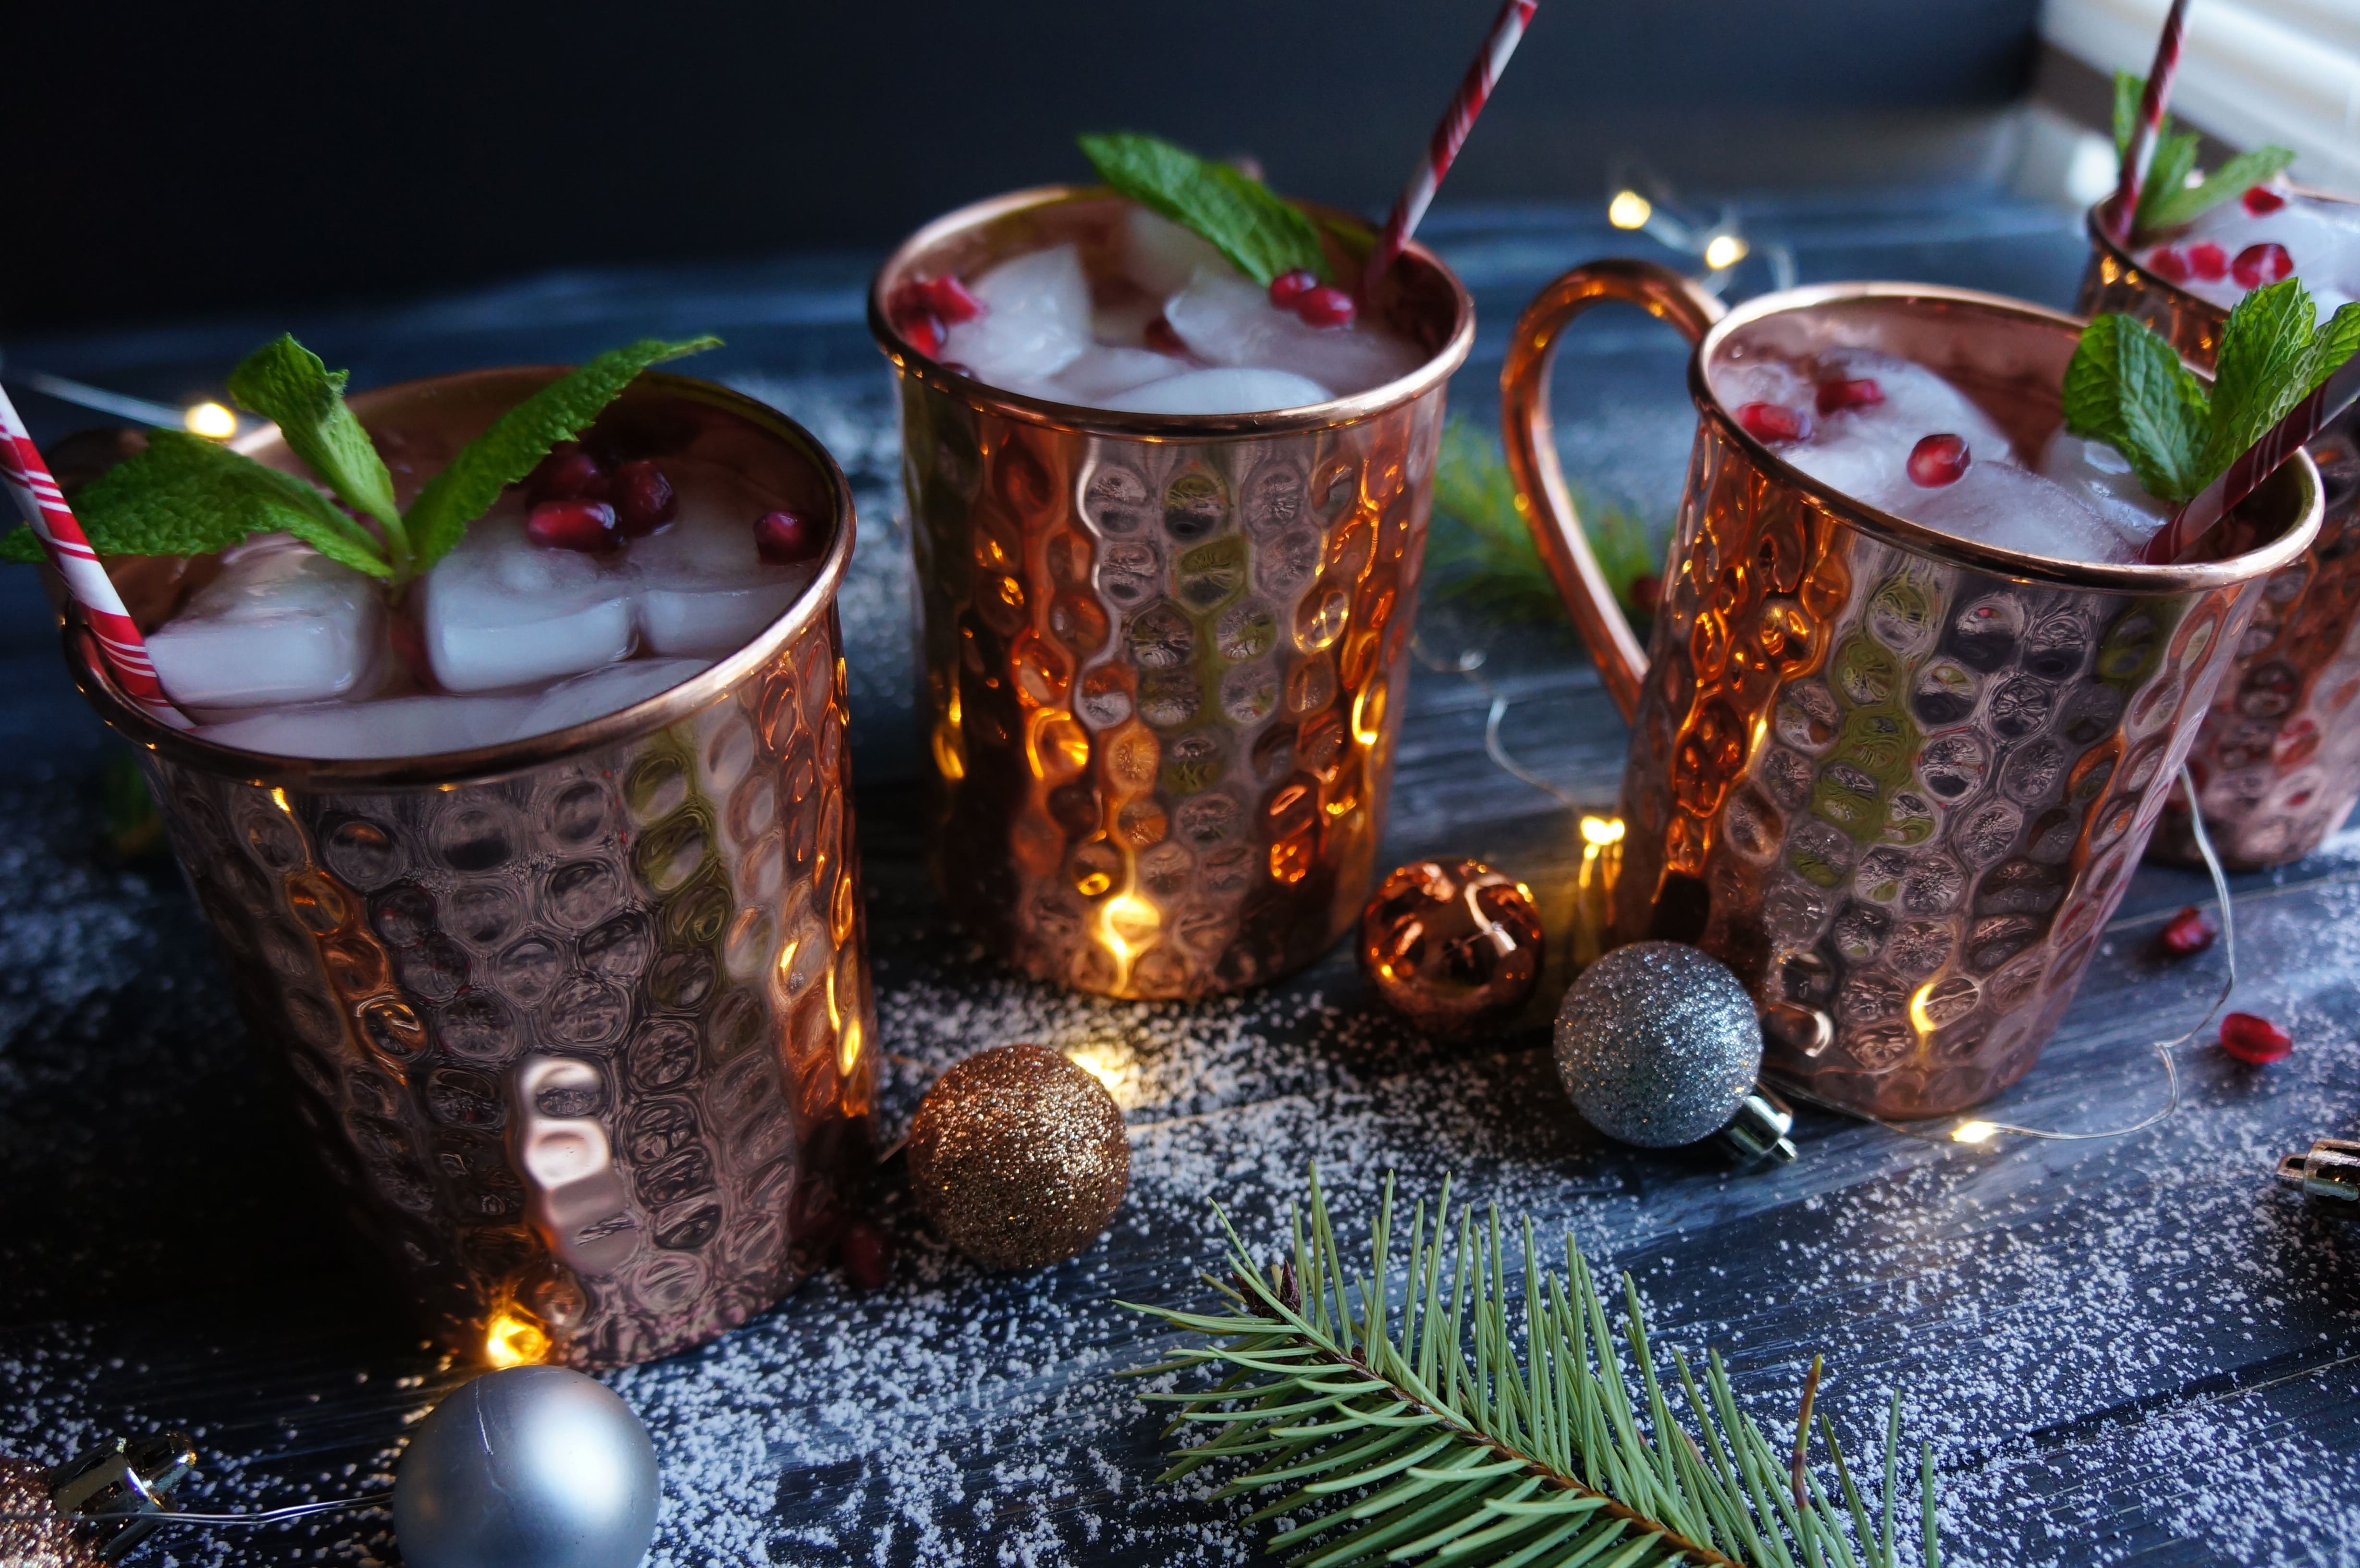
1554, 942, 1762, 1148
394, 1366, 660, 1568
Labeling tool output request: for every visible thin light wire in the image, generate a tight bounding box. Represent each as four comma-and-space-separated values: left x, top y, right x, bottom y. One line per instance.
1410, 637, 1582, 810
0, 1491, 393, 1527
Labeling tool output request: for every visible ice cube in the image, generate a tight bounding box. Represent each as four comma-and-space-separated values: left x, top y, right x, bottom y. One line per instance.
523, 658, 714, 736
1895, 458, 2145, 565
1773, 351, 2016, 514
943, 244, 1093, 390
197, 690, 537, 760
422, 512, 636, 693
627, 486, 816, 657
1163, 268, 1425, 396
2038, 431, 2170, 550
1042, 345, 1193, 405
1123, 207, 1228, 298
149, 536, 383, 709
1096, 367, 1334, 415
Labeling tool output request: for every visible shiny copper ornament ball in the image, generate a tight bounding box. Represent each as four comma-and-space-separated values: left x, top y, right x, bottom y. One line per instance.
906, 1043, 1131, 1270
1358, 860, 1546, 1036
0, 1457, 102, 1568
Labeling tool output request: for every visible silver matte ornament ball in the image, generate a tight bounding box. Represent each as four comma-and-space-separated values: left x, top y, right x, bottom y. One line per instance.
394, 1366, 660, 1568
1554, 942, 1762, 1147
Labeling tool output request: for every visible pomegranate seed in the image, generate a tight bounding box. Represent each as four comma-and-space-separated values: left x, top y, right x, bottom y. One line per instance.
839, 1221, 893, 1291
2242, 185, 2287, 216
1907, 433, 1971, 487
754, 509, 826, 564
526, 498, 621, 552
1735, 402, 1808, 444
1628, 573, 1661, 614
1144, 315, 1187, 355
919, 275, 983, 324
533, 445, 609, 502
1267, 269, 1318, 309
610, 459, 676, 536
1294, 284, 1357, 328
1816, 378, 1885, 416
2145, 245, 2191, 285
2232, 242, 2293, 290
2157, 905, 2217, 957
2219, 1011, 2293, 1065
2185, 242, 2229, 282
899, 311, 946, 357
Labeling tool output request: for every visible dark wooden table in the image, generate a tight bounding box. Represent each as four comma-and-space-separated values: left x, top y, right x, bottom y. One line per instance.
2, 195, 2355, 1568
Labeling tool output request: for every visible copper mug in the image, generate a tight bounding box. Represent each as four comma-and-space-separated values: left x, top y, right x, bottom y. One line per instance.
873, 186, 1474, 999
2079, 194, 2360, 869
1503, 264, 2322, 1117
64, 369, 876, 1368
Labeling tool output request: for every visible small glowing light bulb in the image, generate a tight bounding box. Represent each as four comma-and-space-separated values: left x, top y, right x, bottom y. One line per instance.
1951, 1120, 1999, 1146
183, 401, 238, 440
1579, 814, 1625, 847
1702, 233, 1748, 271
1607, 190, 1653, 230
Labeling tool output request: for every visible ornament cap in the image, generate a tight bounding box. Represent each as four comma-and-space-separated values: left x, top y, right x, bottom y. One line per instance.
2276, 1136, 2360, 1217
1719, 1085, 1798, 1165
46, 1432, 195, 1562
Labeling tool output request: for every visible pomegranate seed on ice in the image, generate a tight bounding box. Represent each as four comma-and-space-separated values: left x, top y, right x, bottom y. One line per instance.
899, 311, 946, 357
1267, 269, 1318, 309
2242, 185, 2287, 216
839, 1221, 894, 1291
2219, 1011, 2292, 1065
610, 459, 677, 535
2186, 242, 2229, 282
1816, 378, 1885, 416
533, 445, 609, 502
1907, 433, 1971, 487
2157, 905, 2217, 957
2232, 242, 2293, 289
527, 498, 622, 552
2145, 245, 2192, 285
1736, 402, 1808, 444
755, 509, 826, 564
1294, 284, 1357, 328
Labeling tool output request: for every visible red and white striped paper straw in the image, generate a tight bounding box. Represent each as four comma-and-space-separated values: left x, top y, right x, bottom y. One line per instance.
2142, 356, 2360, 564
1361, 0, 1539, 297
2108, 0, 2191, 242
0, 386, 187, 726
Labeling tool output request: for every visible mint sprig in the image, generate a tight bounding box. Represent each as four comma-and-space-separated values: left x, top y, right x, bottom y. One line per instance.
1078, 132, 1328, 287
0, 333, 719, 585
2065, 278, 2360, 504
2112, 70, 2297, 238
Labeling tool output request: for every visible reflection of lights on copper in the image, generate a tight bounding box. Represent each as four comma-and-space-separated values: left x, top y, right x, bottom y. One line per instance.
933, 687, 966, 781
1098, 891, 1159, 968
1579, 815, 1624, 846
1909, 980, 1939, 1036
1607, 190, 1653, 230
269, 786, 293, 815
484, 1310, 550, 1368
1703, 233, 1748, 271
183, 400, 238, 440
837, 1012, 864, 1076
1951, 1120, 1999, 1146
776, 936, 800, 983
1351, 683, 1384, 748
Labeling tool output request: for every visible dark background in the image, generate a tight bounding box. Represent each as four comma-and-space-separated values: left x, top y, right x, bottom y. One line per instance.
8, 0, 2041, 334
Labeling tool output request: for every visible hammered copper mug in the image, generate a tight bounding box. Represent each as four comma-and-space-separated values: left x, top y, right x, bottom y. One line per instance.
63, 368, 876, 1369
1502, 263, 2321, 1117
873, 186, 1474, 999
2079, 193, 2360, 869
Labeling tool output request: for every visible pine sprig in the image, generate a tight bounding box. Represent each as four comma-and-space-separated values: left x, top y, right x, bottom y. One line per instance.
1125, 1169, 1942, 1568
1426, 418, 1660, 628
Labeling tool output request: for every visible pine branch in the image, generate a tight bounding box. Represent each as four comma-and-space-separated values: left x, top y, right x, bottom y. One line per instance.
1426, 417, 1662, 630
1124, 1168, 1944, 1568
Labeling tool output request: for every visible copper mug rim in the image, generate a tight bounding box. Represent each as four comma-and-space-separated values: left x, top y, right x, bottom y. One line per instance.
1691, 280, 2323, 595
2082, 183, 2358, 332
63, 366, 859, 792
868, 182, 1476, 437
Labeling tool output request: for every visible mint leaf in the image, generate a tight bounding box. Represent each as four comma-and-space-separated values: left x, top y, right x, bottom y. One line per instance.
403, 335, 722, 571
10, 431, 391, 574
226, 335, 402, 531
2142, 146, 2299, 231
2064, 314, 2211, 502
2317, 300, 2360, 372
1077, 132, 1328, 287
2202, 278, 2320, 474
2133, 131, 2203, 236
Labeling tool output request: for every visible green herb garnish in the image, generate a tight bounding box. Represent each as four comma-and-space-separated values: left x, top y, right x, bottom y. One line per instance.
1077, 131, 1329, 286
2065, 277, 2360, 504
2113, 70, 2296, 238
0, 332, 721, 586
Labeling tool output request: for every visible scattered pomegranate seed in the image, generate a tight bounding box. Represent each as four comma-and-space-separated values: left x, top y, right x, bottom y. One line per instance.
610, 459, 676, 535
2242, 185, 2287, 216
754, 509, 826, 564
2185, 242, 2229, 282
1907, 433, 1971, 487
533, 445, 609, 502
839, 1221, 894, 1291
1735, 402, 1808, 444
2232, 242, 2294, 290
1267, 269, 1318, 309
2219, 1011, 2293, 1065
1816, 378, 1884, 416
527, 498, 622, 552
2157, 905, 2218, 957
2145, 245, 2192, 285
1294, 284, 1357, 328
1628, 573, 1661, 614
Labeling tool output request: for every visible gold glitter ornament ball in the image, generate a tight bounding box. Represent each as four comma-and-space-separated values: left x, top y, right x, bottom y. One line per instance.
906, 1043, 1131, 1270
0, 1456, 102, 1568
1358, 860, 1546, 1037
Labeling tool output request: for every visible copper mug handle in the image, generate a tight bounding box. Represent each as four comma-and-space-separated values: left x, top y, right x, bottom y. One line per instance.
1499, 258, 1728, 723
